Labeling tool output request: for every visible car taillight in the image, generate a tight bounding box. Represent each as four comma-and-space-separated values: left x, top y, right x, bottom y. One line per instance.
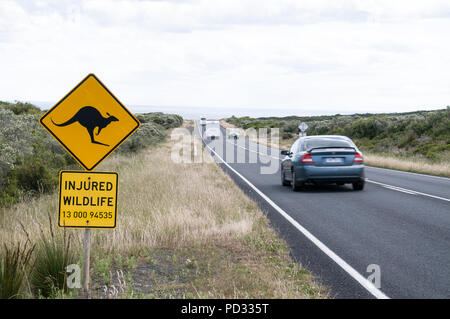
353, 152, 364, 163
301, 152, 314, 163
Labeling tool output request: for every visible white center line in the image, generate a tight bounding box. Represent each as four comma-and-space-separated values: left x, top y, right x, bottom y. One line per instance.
225, 139, 282, 160
366, 166, 450, 181
366, 179, 450, 202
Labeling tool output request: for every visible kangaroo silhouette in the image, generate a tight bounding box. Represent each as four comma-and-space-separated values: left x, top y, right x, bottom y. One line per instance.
51, 106, 119, 146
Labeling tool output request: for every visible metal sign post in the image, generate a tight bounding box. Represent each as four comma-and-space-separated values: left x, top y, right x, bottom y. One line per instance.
83, 228, 91, 293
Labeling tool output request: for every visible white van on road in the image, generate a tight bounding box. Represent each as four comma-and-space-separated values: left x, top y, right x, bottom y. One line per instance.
227, 128, 240, 140
205, 127, 221, 140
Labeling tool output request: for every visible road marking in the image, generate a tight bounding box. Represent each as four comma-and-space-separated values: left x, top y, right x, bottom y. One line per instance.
366, 179, 450, 202
225, 138, 282, 160
366, 166, 450, 181
216, 126, 449, 203
381, 185, 417, 195
196, 123, 389, 299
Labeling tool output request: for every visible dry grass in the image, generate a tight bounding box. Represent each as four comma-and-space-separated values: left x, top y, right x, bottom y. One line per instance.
0, 126, 328, 298
219, 119, 237, 129
364, 152, 450, 177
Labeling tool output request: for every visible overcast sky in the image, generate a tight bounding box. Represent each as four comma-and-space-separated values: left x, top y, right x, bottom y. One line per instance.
1, 0, 450, 115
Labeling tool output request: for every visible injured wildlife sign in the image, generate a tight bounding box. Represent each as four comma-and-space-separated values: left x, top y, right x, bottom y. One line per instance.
58, 171, 118, 228
40, 73, 140, 171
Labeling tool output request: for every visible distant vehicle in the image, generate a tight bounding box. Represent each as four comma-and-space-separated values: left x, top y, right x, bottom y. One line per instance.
205, 127, 221, 140
200, 117, 207, 126
280, 135, 365, 191
227, 128, 240, 140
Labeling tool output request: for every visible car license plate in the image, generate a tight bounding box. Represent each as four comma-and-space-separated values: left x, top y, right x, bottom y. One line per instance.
325, 157, 343, 163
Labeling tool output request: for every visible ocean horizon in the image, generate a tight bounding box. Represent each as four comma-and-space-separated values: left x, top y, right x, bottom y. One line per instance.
17, 100, 446, 120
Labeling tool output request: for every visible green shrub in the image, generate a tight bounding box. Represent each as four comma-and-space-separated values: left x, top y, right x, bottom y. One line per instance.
426, 151, 438, 160
12, 158, 57, 195
94, 256, 113, 285
137, 112, 183, 129
0, 101, 42, 115
118, 122, 166, 153
398, 130, 417, 149
119, 112, 183, 153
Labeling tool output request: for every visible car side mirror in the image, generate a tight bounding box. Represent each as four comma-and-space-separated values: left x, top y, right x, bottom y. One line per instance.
280, 150, 290, 156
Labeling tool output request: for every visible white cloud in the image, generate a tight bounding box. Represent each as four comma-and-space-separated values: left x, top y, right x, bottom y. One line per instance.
0, 0, 449, 115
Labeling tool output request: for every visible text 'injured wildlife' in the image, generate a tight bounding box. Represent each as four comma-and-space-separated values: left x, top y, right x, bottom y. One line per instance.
58, 171, 118, 228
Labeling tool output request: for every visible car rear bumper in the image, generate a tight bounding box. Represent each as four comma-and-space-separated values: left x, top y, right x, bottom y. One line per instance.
294, 165, 365, 183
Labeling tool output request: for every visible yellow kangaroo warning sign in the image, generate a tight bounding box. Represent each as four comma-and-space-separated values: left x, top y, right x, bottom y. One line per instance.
40, 74, 140, 171
58, 171, 118, 228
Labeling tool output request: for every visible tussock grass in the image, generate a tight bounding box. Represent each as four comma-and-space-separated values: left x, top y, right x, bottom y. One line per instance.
0, 241, 35, 299
0, 127, 328, 298
30, 218, 77, 298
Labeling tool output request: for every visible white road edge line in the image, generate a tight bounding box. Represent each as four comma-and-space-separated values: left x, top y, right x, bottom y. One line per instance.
366, 179, 450, 202
197, 123, 389, 299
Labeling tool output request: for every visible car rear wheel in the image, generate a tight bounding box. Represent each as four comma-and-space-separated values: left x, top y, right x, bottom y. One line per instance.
281, 170, 290, 186
352, 181, 364, 191
291, 171, 303, 191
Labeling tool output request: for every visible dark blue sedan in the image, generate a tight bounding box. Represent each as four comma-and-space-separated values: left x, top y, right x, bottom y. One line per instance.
280, 135, 365, 191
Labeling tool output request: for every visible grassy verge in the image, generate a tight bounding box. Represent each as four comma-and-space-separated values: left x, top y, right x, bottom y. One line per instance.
0, 123, 328, 299
363, 152, 450, 177
222, 120, 450, 178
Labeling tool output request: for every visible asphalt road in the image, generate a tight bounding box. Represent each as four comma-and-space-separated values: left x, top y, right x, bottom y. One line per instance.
196, 122, 450, 299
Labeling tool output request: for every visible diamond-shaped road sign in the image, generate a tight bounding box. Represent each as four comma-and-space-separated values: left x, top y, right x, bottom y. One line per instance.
40, 74, 140, 171
299, 122, 308, 132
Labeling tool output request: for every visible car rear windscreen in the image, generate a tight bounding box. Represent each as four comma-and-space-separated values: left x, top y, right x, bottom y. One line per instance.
305, 138, 353, 150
